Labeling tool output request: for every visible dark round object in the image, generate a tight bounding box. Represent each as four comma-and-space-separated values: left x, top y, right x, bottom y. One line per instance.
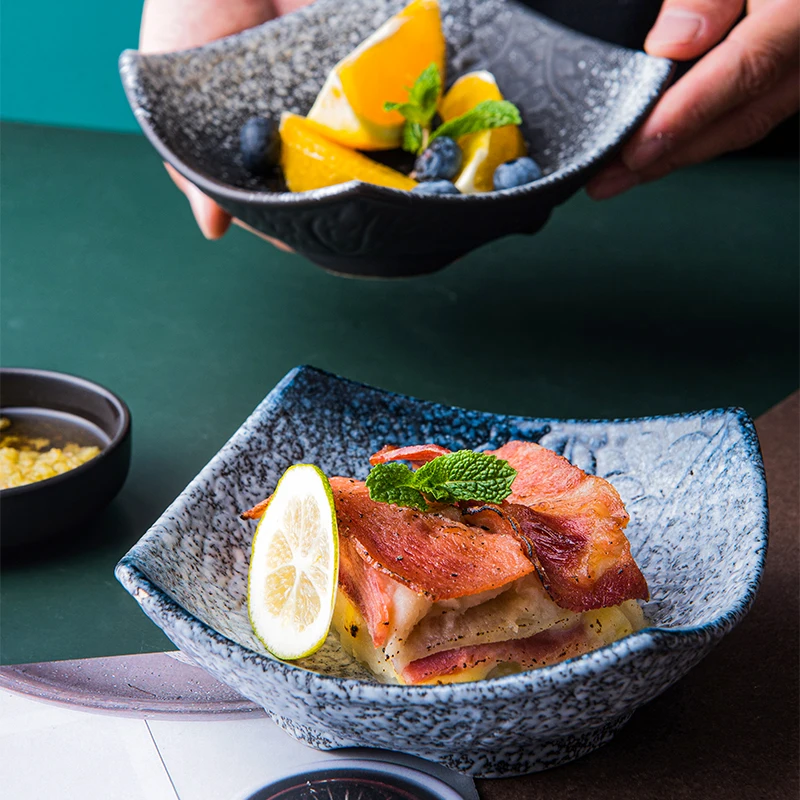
493, 157, 543, 191
240, 760, 462, 800
414, 137, 463, 181
411, 180, 460, 195
0, 368, 131, 550
240, 116, 281, 173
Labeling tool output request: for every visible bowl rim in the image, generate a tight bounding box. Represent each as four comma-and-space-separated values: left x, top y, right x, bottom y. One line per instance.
119, 5, 674, 208
234, 758, 465, 800
116, 366, 769, 699
0, 367, 132, 498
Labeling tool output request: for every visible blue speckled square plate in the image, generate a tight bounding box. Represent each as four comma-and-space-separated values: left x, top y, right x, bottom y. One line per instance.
116, 366, 767, 776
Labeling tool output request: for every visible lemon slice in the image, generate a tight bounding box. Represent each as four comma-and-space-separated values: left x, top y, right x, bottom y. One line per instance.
279, 113, 417, 192
307, 0, 445, 150
248, 464, 339, 660
439, 71, 527, 194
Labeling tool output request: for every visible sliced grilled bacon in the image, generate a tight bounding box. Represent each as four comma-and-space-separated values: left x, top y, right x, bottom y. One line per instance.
338, 535, 394, 648
401, 622, 590, 684
368, 441, 649, 611
369, 443, 451, 466
332, 478, 537, 604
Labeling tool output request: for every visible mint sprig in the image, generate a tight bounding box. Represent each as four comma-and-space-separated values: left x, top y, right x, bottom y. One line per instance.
430, 100, 521, 143
384, 62, 441, 153
366, 450, 517, 511
383, 64, 522, 155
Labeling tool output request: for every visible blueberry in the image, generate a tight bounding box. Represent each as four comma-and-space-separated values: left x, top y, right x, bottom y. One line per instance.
414, 137, 463, 181
240, 117, 281, 174
493, 157, 543, 191
411, 180, 461, 195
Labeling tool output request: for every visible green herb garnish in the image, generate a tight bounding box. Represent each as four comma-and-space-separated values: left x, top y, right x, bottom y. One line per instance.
383, 64, 522, 155
432, 100, 521, 142
366, 450, 517, 511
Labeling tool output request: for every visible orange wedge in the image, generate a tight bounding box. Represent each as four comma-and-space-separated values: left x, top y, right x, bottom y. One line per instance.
279, 113, 417, 193
307, 0, 445, 150
439, 71, 527, 193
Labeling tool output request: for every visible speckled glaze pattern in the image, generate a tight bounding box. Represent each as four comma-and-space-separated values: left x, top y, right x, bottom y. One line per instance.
116, 366, 768, 776
120, 0, 673, 276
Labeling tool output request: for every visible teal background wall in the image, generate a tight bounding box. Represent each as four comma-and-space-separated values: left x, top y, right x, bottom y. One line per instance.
0, 1, 143, 132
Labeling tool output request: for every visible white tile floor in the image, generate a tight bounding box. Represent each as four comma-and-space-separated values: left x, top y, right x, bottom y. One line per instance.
1, 690, 176, 800
0, 689, 477, 800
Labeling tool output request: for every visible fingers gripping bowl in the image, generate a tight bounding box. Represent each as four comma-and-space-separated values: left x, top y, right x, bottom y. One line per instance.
120, 0, 673, 277
116, 367, 767, 776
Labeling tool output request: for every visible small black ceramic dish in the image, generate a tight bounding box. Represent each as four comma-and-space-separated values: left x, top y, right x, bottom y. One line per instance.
237, 760, 464, 800
0, 369, 131, 550
120, 0, 673, 277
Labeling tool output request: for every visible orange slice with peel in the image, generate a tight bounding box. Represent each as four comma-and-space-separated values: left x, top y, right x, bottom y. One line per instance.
439, 71, 527, 193
279, 113, 417, 193
307, 0, 445, 150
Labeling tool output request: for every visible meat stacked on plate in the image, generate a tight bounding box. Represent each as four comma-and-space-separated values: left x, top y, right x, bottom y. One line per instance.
244, 440, 648, 684
330, 441, 648, 685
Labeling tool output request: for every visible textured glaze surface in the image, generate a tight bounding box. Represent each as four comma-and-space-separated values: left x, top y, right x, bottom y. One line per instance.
117, 367, 767, 776
120, 0, 672, 275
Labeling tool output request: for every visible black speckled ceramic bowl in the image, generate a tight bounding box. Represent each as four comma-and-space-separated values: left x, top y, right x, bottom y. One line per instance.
0, 369, 131, 550
120, 0, 672, 276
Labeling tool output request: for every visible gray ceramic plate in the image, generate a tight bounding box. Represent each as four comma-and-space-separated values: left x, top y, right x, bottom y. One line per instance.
0, 652, 263, 720
116, 366, 767, 777
120, 0, 673, 277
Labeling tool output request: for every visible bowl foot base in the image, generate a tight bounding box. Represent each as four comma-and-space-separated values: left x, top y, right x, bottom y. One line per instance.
306, 251, 466, 279
436, 712, 635, 777
272, 709, 635, 778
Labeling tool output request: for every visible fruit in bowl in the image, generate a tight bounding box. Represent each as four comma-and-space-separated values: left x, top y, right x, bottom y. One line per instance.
120, 0, 673, 275
241, 0, 544, 196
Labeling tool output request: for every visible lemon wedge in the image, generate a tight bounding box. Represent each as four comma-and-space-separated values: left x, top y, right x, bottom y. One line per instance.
307, 0, 445, 150
439, 71, 527, 193
248, 464, 339, 661
279, 113, 417, 192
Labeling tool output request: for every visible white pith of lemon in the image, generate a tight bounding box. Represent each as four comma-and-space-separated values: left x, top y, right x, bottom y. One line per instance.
248, 464, 339, 661
306, 0, 445, 150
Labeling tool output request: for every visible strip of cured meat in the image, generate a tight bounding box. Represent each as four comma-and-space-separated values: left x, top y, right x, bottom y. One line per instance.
488, 441, 648, 610
369, 443, 451, 466
332, 478, 537, 603
401, 622, 590, 684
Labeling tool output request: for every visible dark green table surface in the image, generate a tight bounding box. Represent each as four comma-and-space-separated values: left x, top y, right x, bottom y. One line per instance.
1, 121, 798, 666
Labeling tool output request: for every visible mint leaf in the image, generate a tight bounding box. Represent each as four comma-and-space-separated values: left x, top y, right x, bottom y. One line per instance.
414, 451, 517, 504
366, 461, 428, 511
366, 449, 517, 510
383, 64, 441, 128
431, 100, 522, 142
384, 63, 442, 154
408, 63, 441, 121
383, 101, 429, 126
402, 122, 424, 154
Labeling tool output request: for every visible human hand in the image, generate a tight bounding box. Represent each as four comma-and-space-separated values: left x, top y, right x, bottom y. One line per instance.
587, 0, 799, 200
139, 0, 313, 240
